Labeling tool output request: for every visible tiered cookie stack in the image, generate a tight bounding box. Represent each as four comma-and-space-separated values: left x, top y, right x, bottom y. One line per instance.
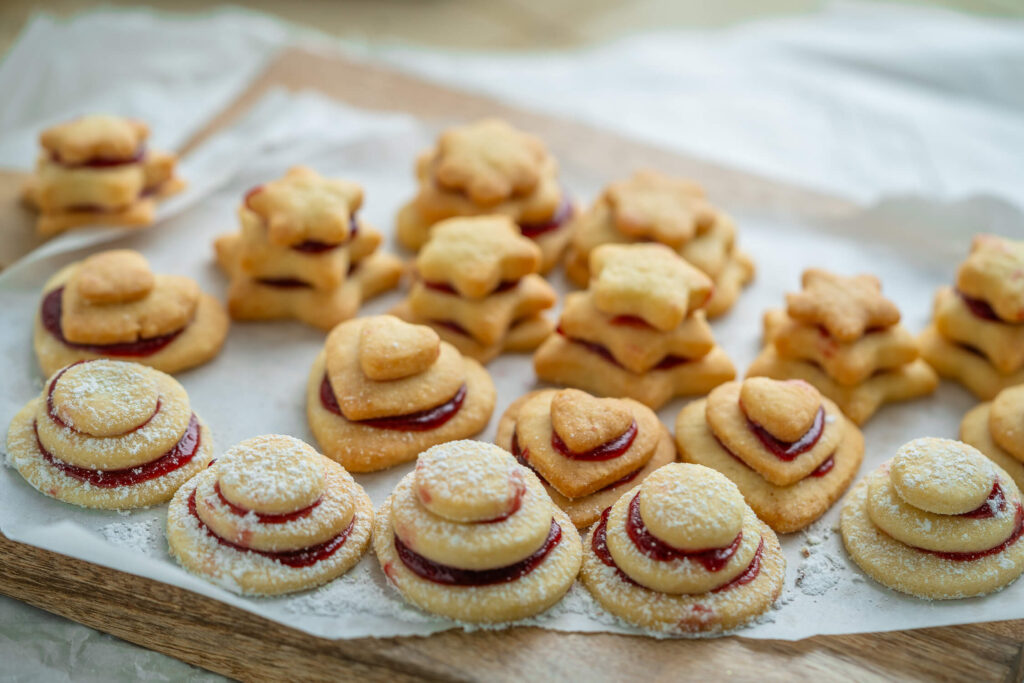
34, 249, 228, 375
396, 118, 574, 272
392, 215, 556, 362
23, 114, 184, 236
564, 170, 754, 317
306, 315, 496, 471
748, 268, 937, 424
580, 463, 785, 634
841, 438, 1024, 599
214, 166, 402, 329
920, 234, 1024, 399
374, 440, 582, 622
168, 434, 374, 596
676, 377, 864, 532
534, 242, 735, 408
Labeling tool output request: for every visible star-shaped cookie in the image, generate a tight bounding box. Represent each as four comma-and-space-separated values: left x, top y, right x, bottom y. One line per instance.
590, 243, 712, 331
40, 115, 148, 164
956, 234, 1024, 323
433, 118, 547, 206
245, 166, 363, 248
557, 291, 714, 374
415, 216, 542, 298
605, 170, 715, 248
786, 269, 900, 342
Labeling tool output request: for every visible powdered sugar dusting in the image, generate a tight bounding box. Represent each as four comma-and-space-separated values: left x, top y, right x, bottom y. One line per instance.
100, 518, 160, 552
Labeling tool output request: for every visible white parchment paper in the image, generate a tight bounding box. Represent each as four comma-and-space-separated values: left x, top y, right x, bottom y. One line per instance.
3, 91, 1024, 641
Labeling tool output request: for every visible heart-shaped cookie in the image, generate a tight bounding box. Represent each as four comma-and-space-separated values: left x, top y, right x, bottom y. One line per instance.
516, 390, 661, 499
72, 250, 155, 305
358, 315, 440, 381
550, 388, 634, 454
739, 377, 820, 443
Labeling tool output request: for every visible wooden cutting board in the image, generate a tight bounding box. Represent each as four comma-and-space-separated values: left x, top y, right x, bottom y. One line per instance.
2, 47, 1022, 682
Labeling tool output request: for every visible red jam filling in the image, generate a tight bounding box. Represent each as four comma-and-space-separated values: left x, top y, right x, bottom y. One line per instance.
478, 475, 526, 524
394, 518, 561, 586
626, 493, 741, 570
511, 431, 642, 491
422, 279, 520, 296
713, 432, 836, 483
552, 420, 638, 461
957, 289, 1005, 323
810, 455, 835, 477
41, 287, 184, 357
319, 374, 466, 431
188, 489, 352, 568
957, 481, 1008, 519
555, 327, 692, 371
610, 315, 654, 329
919, 503, 1024, 562
519, 197, 573, 239
214, 481, 322, 524
291, 217, 359, 253
256, 277, 313, 289
51, 148, 145, 168
45, 362, 161, 436
592, 507, 764, 592
744, 405, 825, 461
34, 413, 201, 488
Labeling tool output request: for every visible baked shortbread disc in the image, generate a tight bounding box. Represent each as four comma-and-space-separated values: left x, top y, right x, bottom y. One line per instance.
394, 118, 574, 273
33, 250, 228, 376
391, 215, 557, 363
495, 388, 677, 528
840, 438, 1024, 600
374, 440, 582, 623
5, 360, 213, 509
308, 316, 496, 472
167, 434, 373, 596
676, 378, 864, 533
580, 463, 784, 635
562, 170, 755, 318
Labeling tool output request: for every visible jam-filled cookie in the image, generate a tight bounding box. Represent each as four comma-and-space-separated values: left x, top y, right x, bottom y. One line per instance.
960, 385, 1024, 490
214, 166, 403, 330
34, 250, 229, 376
23, 115, 184, 237
565, 170, 754, 317
748, 269, 937, 424
374, 440, 582, 622
581, 463, 785, 634
391, 216, 557, 363
5, 360, 213, 509
396, 118, 574, 272
307, 315, 496, 472
496, 388, 676, 528
676, 378, 864, 532
841, 438, 1024, 599
920, 235, 1024, 399
168, 434, 373, 596
534, 243, 735, 408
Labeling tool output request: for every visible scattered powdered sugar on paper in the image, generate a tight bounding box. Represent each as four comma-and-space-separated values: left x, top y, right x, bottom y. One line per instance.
796, 519, 844, 596
100, 518, 160, 553
285, 561, 434, 623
